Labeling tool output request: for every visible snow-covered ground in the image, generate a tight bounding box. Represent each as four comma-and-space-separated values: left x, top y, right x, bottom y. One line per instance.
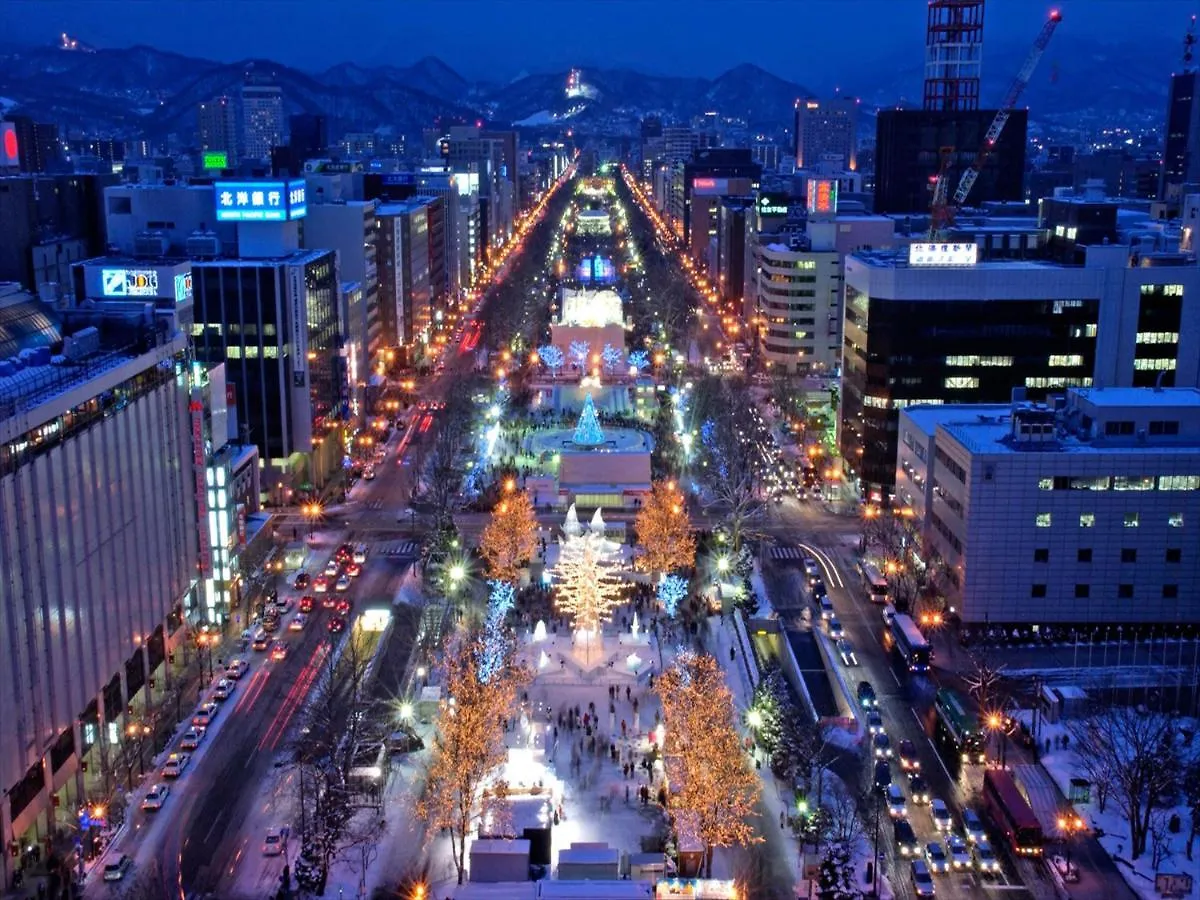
1014, 708, 1198, 900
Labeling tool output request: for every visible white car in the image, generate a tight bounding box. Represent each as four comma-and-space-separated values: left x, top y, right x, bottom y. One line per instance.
911, 859, 937, 897
866, 711, 885, 735
962, 808, 986, 844
290, 613, 308, 631
142, 783, 169, 811
162, 753, 190, 778
947, 834, 971, 870
225, 658, 249, 679
827, 616, 844, 640
973, 840, 1001, 874
103, 855, 131, 882
352, 545, 368, 564
193, 701, 219, 727
263, 826, 288, 856
324, 560, 341, 577
930, 798, 953, 832
212, 678, 236, 701
886, 784, 907, 818
335, 574, 351, 592
180, 727, 205, 750
925, 841, 949, 874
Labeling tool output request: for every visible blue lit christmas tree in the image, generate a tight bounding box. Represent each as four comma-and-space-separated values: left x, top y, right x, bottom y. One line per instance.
573, 393, 605, 446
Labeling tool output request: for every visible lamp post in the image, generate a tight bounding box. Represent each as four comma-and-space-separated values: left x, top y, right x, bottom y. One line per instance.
986, 712, 1008, 768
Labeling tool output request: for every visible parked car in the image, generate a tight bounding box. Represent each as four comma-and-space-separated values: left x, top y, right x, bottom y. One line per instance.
142, 784, 169, 811
162, 753, 190, 778
212, 678, 236, 700
180, 727, 205, 751
192, 702, 219, 727
224, 659, 249, 679
103, 855, 132, 882
263, 826, 288, 856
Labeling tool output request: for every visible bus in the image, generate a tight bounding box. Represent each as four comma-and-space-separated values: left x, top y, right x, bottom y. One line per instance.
982, 769, 1044, 856
861, 562, 890, 604
883, 613, 932, 672
933, 688, 987, 765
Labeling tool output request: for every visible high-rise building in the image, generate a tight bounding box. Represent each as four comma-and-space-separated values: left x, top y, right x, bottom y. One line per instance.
241, 81, 284, 162
682, 149, 761, 269
756, 235, 840, 374
1160, 70, 1200, 201
793, 96, 858, 171
923, 0, 984, 112
376, 199, 432, 358
197, 96, 238, 162
662, 126, 698, 163
289, 113, 328, 158
4, 115, 61, 173
103, 182, 238, 257
0, 290, 197, 887
873, 108, 1027, 215
897, 388, 1200, 626
840, 238, 1200, 504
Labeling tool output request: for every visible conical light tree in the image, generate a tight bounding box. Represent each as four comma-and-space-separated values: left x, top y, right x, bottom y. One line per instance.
552, 536, 623, 636
573, 393, 605, 446
657, 652, 762, 877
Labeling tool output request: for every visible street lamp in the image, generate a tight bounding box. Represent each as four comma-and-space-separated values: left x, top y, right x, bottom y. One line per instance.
1056, 813, 1084, 873
716, 556, 730, 575
986, 712, 1008, 768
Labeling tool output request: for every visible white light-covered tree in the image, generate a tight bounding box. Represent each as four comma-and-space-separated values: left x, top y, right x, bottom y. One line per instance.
627, 349, 649, 374
568, 339, 591, 370
537, 344, 564, 376
552, 538, 623, 637
601, 343, 625, 374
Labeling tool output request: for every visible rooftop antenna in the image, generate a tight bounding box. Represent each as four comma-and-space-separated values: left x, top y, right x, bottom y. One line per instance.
1185, 15, 1197, 72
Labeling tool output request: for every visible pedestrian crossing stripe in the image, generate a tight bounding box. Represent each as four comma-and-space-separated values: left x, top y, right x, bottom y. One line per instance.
383, 542, 418, 556
366, 500, 384, 510
771, 546, 803, 560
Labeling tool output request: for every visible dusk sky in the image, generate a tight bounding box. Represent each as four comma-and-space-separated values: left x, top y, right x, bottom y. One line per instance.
5, 0, 1187, 87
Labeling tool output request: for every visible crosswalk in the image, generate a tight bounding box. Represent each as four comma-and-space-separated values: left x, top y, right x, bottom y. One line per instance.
378, 540, 419, 557
771, 546, 806, 561
365, 500, 384, 510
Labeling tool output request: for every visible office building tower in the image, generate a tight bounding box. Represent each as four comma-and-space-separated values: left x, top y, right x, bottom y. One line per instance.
840, 236, 1200, 504
0, 173, 117, 291
0, 288, 197, 888
756, 236, 840, 374
289, 113, 328, 158
662, 126, 698, 163
377, 200, 433, 357
897, 388, 1200, 625
241, 81, 284, 162
873, 108, 1027, 215
683, 149, 761, 269
302, 198, 381, 381
104, 182, 238, 257
197, 96, 238, 162
1161, 70, 1200, 201
716, 197, 754, 308
923, 0, 984, 112
793, 96, 858, 171
4, 115, 61, 173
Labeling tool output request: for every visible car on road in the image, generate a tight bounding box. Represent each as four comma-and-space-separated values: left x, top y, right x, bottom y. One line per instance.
930, 798, 953, 831
973, 840, 1000, 874
873, 732, 893, 759
327, 616, 347, 634
345, 562, 362, 578
142, 784, 169, 811
886, 784, 907, 818
290, 613, 308, 631
324, 560, 341, 577
910, 859, 937, 897
335, 599, 351, 616
162, 753, 190, 778
866, 710, 884, 735
802, 557, 820, 583
322, 594, 337, 610
180, 727, 205, 750
298, 595, 315, 613
946, 834, 971, 870
263, 827, 288, 856
103, 854, 132, 882
192, 702, 219, 727
225, 658, 249, 679
827, 616, 844, 640
962, 808, 986, 844
925, 841, 949, 874
335, 574, 351, 592
894, 818, 921, 857
873, 760, 892, 792
352, 544, 368, 564
898, 739, 921, 772
817, 596, 834, 621
857, 681, 877, 709
314, 575, 329, 594
270, 594, 292, 613
251, 630, 270, 651
335, 544, 353, 563
270, 640, 288, 661
212, 678, 236, 701
293, 572, 310, 590
909, 774, 930, 805
363, 467, 376, 481
836, 640, 858, 667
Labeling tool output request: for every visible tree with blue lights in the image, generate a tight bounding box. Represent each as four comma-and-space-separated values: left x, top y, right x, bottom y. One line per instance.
627, 350, 649, 374
657, 575, 688, 618
569, 339, 591, 371
538, 344, 564, 376
573, 394, 605, 446
601, 343, 625, 374
477, 581, 516, 683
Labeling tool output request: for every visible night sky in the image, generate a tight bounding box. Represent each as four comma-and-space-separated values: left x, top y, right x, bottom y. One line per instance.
5, 0, 1188, 88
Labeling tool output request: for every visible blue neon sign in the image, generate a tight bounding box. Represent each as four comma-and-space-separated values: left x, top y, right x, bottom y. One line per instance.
214, 179, 308, 222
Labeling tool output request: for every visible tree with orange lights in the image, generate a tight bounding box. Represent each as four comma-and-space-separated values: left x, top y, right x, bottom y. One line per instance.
419, 635, 527, 884
634, 480, 696, 579
656, 652, 761, 877
479, 489, 538, 584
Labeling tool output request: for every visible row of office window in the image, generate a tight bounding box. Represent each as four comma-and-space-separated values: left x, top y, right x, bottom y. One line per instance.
1033, 547, 1183, 563
1037, 474, 1199, 491
1035, 511, 1186, 528
944, 355, 1013, 367
1030, 583, 1181, 599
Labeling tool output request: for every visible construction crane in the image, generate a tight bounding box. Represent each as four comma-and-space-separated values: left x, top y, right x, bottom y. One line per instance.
929, 8, 1063, 237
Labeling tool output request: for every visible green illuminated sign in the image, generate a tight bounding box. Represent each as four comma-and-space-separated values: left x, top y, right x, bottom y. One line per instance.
203, 151, 228, 170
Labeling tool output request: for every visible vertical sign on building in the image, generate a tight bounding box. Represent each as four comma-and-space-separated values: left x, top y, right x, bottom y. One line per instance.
289, 266, 307, 388
190, 398, 213, 576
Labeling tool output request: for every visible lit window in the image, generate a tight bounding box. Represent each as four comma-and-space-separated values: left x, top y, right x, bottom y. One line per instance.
1169, 512, 1185, 528
1133, 358, 1177, 371
1113, 475, 1155, 491
1036, 512, 1052, 528
1124, 513, 1139, 528
1136, 332, 1179, 345
1158, 475, 1200, 491
1079, 513, 1096, 528
1038, 477, 1053, 491
944, 376, 979, 389
1049, 354, 1083, 367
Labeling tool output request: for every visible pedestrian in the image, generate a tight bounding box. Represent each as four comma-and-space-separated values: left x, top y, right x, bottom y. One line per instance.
780, 810, 786, 830
625, 784, 631, 805
621, 719, 627, 738
633, 697, 639, 714
626, 685, 632, 702
730, 645, 736, 662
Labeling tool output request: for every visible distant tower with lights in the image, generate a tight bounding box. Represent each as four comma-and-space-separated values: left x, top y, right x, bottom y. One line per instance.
1160, 15, 1200, 203
923, 0, 985, 112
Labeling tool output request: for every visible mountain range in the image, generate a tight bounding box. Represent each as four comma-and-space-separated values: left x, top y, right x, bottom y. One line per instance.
0, 37, 1171, 145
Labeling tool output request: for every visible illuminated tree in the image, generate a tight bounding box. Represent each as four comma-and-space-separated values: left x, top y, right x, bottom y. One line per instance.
657, 574, 688, 618
479, 490, 538, 584
657, 652, 762, 876
537, 343, 564, 376
573, 394, 605, 446
552, 537, 623, 636
568, 339, 591, 370
601, 343, 625, 374
627, 349, 649, 374
419, 636, 527, 884
477, 582, 516, 684
635, 480, 696, 578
